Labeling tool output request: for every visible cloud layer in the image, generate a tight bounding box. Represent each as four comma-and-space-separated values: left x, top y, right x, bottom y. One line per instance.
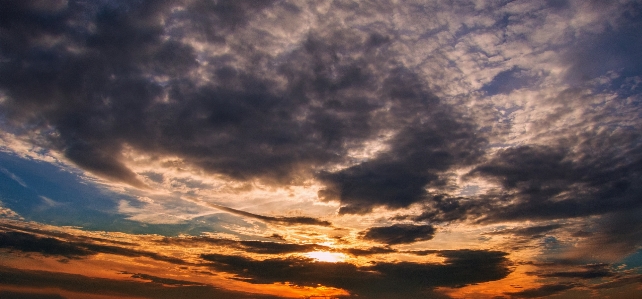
1, 1, 642, 298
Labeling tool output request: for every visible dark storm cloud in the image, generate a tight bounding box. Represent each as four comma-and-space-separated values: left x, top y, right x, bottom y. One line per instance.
318, 100, 486, 214
0, 0, 380, 187
360, 224, 436, 245
201, 249, 510, 298
0, 0, 487, 213
454, 142, 642, 223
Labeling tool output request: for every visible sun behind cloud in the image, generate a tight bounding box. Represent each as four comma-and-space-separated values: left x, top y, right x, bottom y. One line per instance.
304, 251, 347, 263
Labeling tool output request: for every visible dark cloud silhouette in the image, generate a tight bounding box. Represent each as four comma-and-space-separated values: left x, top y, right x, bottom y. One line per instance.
0, 230, 188, 265
0, 291, 65, 299
450, 142, 642, 223
126, 272, 207, 286
341, 246, 396, 256
0, 265, 282, 299
318, 101, 486, 214
0, 0, 488, 212
360, 224, 436, 245
159, 235, 329, 254
201, 249, 511, 298
535, 264, 614, 279
591, 274, 642, 290
505, 283, 578, 298
0, 231, 92, 257
237, 240, 329, 254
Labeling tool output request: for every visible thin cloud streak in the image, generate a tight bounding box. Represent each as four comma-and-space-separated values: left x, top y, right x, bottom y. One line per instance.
189, 199, 332, 227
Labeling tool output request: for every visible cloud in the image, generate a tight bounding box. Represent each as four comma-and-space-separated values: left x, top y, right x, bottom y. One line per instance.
0, 230, 188, 265
535, 263, 614, 279
197, 201, 332, 227
201, 249, 511, 298
591, 274, 642, 290
562, 3, 642, 86
0, 291, 65, 299
0, 265, 283, 299
0, 0, 491, 211
452, 142, 642, 223
360, 224, 436, 245
1, 2, 642, 298
125, 272, 207, 287
158, 235, 330, 255
341, 246, 396, 256
317, 100, 486, 214
0, 166, 27, 187
0, 231, 93, 257
505, 283, 578, 298
485, 224, 563, 238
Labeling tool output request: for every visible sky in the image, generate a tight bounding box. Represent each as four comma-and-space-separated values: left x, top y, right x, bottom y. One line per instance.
0, 0, 642, 298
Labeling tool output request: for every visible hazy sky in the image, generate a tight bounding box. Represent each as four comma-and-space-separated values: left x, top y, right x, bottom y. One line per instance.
1, 0, 641, 298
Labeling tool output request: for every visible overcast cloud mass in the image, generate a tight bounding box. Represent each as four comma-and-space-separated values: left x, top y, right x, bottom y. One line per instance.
1, 0, 641, 298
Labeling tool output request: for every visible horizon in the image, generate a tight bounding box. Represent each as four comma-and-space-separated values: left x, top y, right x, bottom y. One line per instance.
1, 0, 642, 298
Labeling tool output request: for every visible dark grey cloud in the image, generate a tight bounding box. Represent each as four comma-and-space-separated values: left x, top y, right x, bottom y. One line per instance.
0, 265, 283, 299
412, 139, 642, 226
563, 2, 642, 86
0, 291, 65, 299
0, 231, 92, 257
341, 246, 396, 256
318, 101, 486, 214
0, 230, 188, 265
0, 0, 487, 215
591, 274, 642, 290
0, 222, 136, 247
360, 224, 436, 245
125, 272, 207, 287
534, 263, 614, 279
201, 249, 511, 298
505, 283, 577, 298
485, 224, 563, 238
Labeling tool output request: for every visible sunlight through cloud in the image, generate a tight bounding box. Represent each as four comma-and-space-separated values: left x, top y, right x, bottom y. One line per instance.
304, 251, 347, 263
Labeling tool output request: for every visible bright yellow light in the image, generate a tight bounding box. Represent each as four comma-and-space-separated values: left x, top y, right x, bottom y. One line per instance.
304, 251, 346, 263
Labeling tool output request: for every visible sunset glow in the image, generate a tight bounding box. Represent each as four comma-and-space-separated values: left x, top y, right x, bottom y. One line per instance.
1, 0, 642, 298
304, 251, 347, 263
